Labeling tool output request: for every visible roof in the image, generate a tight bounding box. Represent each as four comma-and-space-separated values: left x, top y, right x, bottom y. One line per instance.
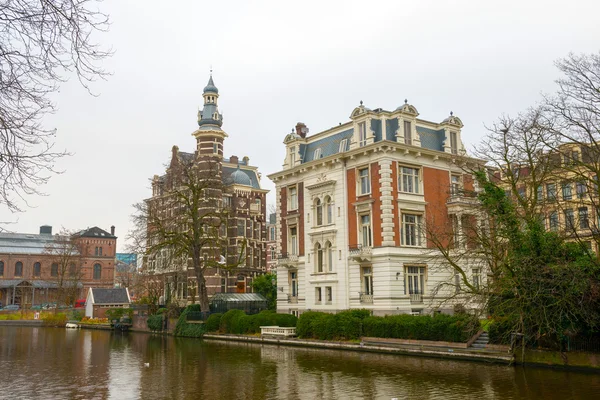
222, 165, 261, 189
0, 279, 80, 289
203, 75, 218, 94
89, 288, 130, 304
0, 232, 57, 255
116, 253, 137, 265
77, 227, 116, 239
210, 293, 268, 302
302, 128, 353, 163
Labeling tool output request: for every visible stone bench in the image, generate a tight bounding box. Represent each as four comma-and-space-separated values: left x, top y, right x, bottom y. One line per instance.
260, 326, 297, 337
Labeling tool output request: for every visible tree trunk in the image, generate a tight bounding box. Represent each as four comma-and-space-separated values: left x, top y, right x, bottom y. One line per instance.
196, 270, 210, 313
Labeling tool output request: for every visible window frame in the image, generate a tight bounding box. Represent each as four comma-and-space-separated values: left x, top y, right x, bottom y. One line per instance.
359, 213, 373, 247
357, 166, 371, 196
361, 267, 373, 295
405, 266, 426, 295
404, 120, 412, 145
358, 122, 367, 147
93, 263, 102, 280
398, 165, 421, 194
14, 261, 23, 277
401, 212, 423, 247
289, 186, 298, 211
289, 226, 298, 255
33, 262, 41, 277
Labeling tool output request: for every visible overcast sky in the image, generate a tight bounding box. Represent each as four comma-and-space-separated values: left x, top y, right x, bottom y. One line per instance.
1, 0, 599, 251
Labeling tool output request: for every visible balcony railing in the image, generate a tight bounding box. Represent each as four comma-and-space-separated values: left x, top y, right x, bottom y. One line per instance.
409, 293, 423, 304
349, 245, 372, 262
359, 292, 373, 304
250, 203, 261, 213
277, 252, 299, 266
287, 294, 298, 304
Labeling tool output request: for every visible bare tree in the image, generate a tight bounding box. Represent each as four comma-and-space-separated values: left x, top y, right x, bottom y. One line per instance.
0, 0, 111, 213
44, 229, 83, 308
130, 158, 244, 313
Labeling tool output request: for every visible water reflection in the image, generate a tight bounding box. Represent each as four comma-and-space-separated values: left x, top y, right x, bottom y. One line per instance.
0, 327, 599, 400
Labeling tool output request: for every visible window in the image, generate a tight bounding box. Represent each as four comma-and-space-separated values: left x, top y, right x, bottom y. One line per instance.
326, 242, 333, 272
269, 226, 276, 241
90, 263, 101, 280
454, 273, 461, 294
237, 220, 245, 237
289, 187, 298, 210
562, 182, 572, 200
223, 196, 232, 208
315, 198, 323, 226
565, 209, 575, 231
290, 227, 298, 255
549, 211, 559, 231
360, 214, 372, 247
399, 166, 420, 194
289, 147, 296, 166
450, 131, 458, 154
472, 268, 480, 289
270, 247, 276, 260
576, 181, 587, 199
339, 139, 348, 152
289, 272, 298, 297
358, 167, 370, 195
51, 263, 58, 277
404, 121, 412, 145
221, 278, 227, 293
315, 287, 322, 304
546, 183, 557, 201
34, 262, 41, 277
361, 267, 373, 295
536, 185, 544, 201
358, 122, 367, 147
405, 266, 426, 295
402, 213, 422, 246
0, 261, 3, 276
69, 263, 77, 276
213, 142, 218, 154
450, 174, 461, 196
325, 196, 333, 224
326, 287, 332, 304
15, 261, 23, 277
316, 243, 323, 273
313, 148, 322, 159
579, 207, 589, 229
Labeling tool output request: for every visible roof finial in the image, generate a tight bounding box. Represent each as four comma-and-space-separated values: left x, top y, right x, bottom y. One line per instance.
210, 64, 213, 75
404, 99, 408, 104
360, 100, 363, 106
450, 111, 453, 116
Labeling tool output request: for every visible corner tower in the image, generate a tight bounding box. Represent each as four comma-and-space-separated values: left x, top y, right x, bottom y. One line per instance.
194, 74, 227, 159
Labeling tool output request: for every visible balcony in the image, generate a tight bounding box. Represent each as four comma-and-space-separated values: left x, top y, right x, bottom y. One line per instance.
250, 203, 261, 214
446, 189, 479, 213
359, 292, 373, 304
409, 293, 423, 304
277, 252, 299, 267
349, 244, 372, 263
287, 294, 298, 304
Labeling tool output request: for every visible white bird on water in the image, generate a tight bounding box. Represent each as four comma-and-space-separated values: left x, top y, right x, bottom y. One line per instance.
144, 363, 150, 367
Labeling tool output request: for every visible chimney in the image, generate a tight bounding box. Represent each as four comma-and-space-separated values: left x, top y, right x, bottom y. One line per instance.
40, 225, 52, 235
230, 155, 239, 164
296, 122, 308, 138
111, 225, 115, 236
242, 156, 249, 165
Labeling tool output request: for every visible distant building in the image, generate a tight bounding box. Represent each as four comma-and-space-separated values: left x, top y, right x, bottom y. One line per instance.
269, 101, 484, 316
0, 225, 117, 307
145, 75, 268, 304
115, 253, 138, 296
85, 287, 131, 318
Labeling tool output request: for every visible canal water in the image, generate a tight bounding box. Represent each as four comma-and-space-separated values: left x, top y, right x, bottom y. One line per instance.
0, 327, 599, 400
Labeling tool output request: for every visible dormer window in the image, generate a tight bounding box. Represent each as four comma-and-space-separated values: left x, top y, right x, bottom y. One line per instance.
339, 139, 348, 153
314, 148, 322, 159
213, 112, 219, 120
404, 121, 412, 145
450, 131, 458, 154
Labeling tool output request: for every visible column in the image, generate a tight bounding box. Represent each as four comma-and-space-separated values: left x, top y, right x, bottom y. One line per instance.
379, 160, 396, 246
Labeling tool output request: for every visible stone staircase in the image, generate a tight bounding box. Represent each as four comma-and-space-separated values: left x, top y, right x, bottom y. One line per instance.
470, 332, 489, 349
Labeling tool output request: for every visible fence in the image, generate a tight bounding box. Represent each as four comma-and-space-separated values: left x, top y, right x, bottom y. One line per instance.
562, 336, 600, 353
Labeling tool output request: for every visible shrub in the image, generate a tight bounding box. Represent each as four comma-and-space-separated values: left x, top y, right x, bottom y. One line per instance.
69, 311, 84, 321
488, 317, 515, 344
42, 313, 67, 327
219, 309, 246, 333
361, 313, 479, 343
296, 311, 362, 341
205, 313, 222, 332
173, 307, 205, 338
296, 311, 324, 339
147, 314, 164, 332
106, 308, 133, 321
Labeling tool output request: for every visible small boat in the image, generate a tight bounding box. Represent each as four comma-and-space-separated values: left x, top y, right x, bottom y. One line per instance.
65, 322, 79, 329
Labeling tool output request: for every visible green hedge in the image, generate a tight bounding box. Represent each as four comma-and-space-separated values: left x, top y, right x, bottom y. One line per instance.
361, 313, 479, 343
488, 317, 515, 344
205, 313, 222, 332
147, 314, 163, 332
297, 310, 371, 341
218, 310, 298, 334
174, 305, 205, 338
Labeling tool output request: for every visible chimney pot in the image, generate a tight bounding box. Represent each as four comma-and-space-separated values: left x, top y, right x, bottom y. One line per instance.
111, 226, 115, 236
230, 155, 239, 164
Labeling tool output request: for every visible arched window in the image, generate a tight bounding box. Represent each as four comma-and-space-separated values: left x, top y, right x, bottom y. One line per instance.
315, 198, 323, 226
93, 263, 102, 280
34, 262, 41, 277
51, 263, 58, 277
316, 243, 323, 273
15, 261, 23, 277
324, 196, 333, 224
325, 241, 333, 272
0, 261, 4, 277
